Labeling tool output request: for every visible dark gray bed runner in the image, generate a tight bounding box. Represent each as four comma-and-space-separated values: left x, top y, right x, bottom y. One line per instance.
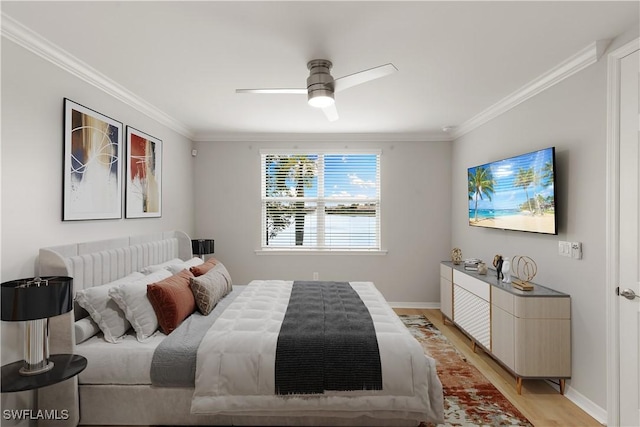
150, 285, 245, 387
274, 281, 383, 395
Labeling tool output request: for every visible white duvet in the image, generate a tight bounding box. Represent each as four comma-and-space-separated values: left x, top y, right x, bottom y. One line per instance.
191, 280, 444, 424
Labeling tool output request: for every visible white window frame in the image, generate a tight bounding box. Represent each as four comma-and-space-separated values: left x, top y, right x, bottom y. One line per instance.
258, 149, 384, 254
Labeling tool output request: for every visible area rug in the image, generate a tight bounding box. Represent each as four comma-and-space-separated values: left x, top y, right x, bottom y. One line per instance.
400, 314, 533, 427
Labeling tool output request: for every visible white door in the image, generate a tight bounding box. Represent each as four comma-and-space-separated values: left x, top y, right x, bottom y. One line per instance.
619, 48, 639, 427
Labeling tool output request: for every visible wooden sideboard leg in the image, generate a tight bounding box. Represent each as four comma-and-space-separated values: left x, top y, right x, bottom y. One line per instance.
516, 377, 523, 395
559, 379, 566, 395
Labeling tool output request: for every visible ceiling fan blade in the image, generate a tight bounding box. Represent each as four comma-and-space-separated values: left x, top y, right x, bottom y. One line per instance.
236, 88, 307, 94
322, 103, 339, 122
333, 63, 398, 92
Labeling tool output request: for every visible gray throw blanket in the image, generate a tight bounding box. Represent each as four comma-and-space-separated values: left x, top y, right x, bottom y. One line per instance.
150, 285, 244, 387
274, 281, 383, 395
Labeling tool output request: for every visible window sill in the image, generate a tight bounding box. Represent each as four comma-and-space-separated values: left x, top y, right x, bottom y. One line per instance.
255, 249, 388, 256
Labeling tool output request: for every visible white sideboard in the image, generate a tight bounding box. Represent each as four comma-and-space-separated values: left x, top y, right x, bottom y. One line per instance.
440, 261, 571, 394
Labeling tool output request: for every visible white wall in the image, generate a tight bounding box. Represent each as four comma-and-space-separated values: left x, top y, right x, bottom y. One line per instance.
451, 27, 639, 418
193, 139, 452, 304
1, 40, 195, 418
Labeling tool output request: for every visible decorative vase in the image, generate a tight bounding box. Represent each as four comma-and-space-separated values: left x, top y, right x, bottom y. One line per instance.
477, 262, 488, 275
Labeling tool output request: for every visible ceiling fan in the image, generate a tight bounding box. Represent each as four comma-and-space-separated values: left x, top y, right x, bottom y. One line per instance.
236, 59, 398, 122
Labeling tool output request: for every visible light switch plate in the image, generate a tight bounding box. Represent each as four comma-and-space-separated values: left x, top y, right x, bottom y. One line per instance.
558, 241, 571, 257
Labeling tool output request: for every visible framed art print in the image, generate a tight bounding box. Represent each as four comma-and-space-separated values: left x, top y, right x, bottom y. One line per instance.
63, 99, 123, 220
126, 126, 162, 218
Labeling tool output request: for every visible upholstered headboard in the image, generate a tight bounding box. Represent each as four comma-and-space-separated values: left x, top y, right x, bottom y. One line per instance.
38, 230, 192, 291
36, 230, 192, 427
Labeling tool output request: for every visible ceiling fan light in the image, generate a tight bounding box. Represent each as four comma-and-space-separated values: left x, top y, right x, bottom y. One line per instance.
308, 91, 335, 108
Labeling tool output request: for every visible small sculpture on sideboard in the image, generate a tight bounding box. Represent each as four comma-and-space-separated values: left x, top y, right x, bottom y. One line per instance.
492, 254, 503, 280
451, 248, 462, 265
511, 255, 537, 291
502, 256, 512, 283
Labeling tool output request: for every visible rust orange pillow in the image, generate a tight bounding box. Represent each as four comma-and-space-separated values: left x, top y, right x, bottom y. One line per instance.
147, 269, 195, 334
189, 257, 218, 277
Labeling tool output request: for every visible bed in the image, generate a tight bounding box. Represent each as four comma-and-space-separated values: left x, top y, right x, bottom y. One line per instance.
37, 231, 444, 426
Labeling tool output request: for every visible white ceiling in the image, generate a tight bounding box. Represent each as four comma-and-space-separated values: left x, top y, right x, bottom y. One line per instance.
2, 1, 638, 140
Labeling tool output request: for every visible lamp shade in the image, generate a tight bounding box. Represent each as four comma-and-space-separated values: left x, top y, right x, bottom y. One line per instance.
1, 276, 73, 321
191, 239, 214, 257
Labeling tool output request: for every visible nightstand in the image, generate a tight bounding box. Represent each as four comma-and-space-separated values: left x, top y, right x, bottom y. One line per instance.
1, 354, 87, 393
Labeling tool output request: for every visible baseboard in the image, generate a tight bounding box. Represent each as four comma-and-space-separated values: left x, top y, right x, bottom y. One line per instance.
545, 380, 607, 425
388, 302, 440, 309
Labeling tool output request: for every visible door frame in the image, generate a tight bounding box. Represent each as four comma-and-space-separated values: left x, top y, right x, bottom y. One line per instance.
606, 37, 640, 427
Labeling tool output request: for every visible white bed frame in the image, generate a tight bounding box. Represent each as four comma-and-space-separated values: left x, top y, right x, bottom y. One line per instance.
37, 231, 419, 426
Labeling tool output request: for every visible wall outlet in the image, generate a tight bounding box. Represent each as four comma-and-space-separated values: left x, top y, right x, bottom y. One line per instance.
313, 272, 319, 280
571, 242, 582, 260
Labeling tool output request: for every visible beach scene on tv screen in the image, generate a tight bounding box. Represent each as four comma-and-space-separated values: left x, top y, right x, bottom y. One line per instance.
468, 148, 555, 234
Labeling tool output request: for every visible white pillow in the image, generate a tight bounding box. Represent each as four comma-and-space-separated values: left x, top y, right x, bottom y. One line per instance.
109, 269, 173, 341
165, 257, 204, 275
140, 257, 204, 275
140, 258, 183, 275
74, 317, 101, 344
75, 272, 146, 343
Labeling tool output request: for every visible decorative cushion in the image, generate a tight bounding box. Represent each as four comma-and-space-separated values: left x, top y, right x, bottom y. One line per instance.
109, 269, 173, 341
147, 269, 196, 334
190, 265, 232, 315
190, 257, 218, 277
74, 317, 101, 344
75, 272, 146, 343
211, 262, 233, 293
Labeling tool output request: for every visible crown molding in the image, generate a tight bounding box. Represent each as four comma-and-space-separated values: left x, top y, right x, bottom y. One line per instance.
451, 39, 611, 140
191, 131, 453, 143
2, 11, 610, 143
1, 13, 194, 139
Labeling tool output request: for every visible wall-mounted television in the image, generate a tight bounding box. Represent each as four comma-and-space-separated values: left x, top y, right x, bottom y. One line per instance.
468, 147, 557, 235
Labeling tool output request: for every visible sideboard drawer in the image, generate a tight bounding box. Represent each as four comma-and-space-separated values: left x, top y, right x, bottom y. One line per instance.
514, 297, 570, 319
453, 270, 490, 301
492, 287, 514, 314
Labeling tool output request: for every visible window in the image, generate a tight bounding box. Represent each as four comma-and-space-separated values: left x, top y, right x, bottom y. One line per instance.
261, 150, 381, 251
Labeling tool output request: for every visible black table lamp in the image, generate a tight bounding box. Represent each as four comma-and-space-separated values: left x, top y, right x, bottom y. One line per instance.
191, 239, 214, 259
1, 276, 73, 376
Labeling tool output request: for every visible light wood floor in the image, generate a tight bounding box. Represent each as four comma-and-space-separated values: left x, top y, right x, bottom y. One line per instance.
395, 308, 603, 427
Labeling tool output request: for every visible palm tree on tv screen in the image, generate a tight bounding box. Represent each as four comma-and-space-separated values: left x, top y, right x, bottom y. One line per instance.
469, 167, 495, 222
514, 167, 535, 214
541, 161, 554, 186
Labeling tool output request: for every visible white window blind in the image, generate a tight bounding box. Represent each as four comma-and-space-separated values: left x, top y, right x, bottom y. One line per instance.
261, 151, 381, 250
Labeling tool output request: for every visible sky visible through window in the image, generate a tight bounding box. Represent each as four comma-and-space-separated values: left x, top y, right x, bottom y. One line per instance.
276, 154, 378, 199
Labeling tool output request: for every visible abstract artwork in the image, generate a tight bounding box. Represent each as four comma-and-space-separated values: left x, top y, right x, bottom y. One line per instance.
126, 127, 162, 218
63, 99, 123, 220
